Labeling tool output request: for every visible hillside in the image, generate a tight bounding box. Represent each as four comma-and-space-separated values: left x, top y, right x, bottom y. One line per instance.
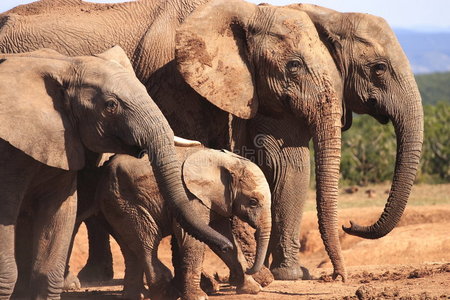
415, 71, 450, 105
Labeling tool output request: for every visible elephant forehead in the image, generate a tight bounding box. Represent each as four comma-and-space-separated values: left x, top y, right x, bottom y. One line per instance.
75, 61, 146, 97
241, 163, 271, 200
250, 6, 316, 47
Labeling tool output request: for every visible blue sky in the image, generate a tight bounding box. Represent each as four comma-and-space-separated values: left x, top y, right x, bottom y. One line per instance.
1, 0, 449, 32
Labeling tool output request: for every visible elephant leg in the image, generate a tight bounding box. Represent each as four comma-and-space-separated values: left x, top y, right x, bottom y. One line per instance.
30, 171, 77, 300
77, 215, 113, 283
244, 116, 311, 281
0, 223, 18, 300
0, 144, 38, 299
172, 222, 207, 300
211, 218, 261, 295
62, 221, 82, 291
268, 164, 310, 280
13, 212, 34, 297
76, 166, 113, 284
102, 198, 173, 300
0, 211, 22, 299
113, 234, 145, 300
141, 236, 175, 300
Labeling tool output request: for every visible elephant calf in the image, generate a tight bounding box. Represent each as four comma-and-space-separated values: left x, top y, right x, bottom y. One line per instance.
96, 146, 272, 300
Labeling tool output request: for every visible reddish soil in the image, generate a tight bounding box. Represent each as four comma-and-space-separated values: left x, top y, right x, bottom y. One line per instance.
65, 185, 450, 299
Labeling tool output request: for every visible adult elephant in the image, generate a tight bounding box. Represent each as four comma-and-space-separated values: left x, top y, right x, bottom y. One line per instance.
0, 0, 346, 281
0, 47, 228, 299
285, 4, 424, 239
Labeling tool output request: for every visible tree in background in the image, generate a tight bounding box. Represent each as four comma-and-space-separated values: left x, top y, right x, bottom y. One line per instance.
421, 102, 450, 182
340, 115, 396, 185
339, 102, 449, 186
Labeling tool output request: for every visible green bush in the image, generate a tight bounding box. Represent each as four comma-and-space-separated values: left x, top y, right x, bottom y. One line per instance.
340, 115, 396, 185
421, 102, 450, 182
337, 102, 450, 186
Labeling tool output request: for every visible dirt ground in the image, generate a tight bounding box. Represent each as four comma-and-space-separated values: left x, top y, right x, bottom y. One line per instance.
66, 184, 450, 299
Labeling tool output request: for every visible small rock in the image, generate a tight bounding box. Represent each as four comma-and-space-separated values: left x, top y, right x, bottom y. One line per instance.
355, 285, 376, 300
408, 268, 432, 279
344, 186, 359, 194
365, 189, 376, 198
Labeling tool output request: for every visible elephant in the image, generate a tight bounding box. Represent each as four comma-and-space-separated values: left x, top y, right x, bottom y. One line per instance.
94, 147, 272, 300
283, 4, 424, 239
0, 46, 230, 300
0, 0, 346, 281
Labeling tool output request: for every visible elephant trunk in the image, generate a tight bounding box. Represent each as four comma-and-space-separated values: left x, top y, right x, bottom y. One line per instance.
246, 205, 272, 275
312, 80, 346, 281
144, 113, 233, 252
343, 85, 423, 239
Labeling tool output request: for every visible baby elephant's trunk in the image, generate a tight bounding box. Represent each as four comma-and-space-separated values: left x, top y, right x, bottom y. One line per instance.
246, 207, 272, 275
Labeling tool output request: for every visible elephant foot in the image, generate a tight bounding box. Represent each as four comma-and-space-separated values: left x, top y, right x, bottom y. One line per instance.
200, 272, 219, 294
63, 271, 81, 291
148, 280, 179, 300
251, 265, 274, 287
270, 264, 311, 281
180, 290, 208, 300
77, 262, 113, 283
236, 276, 261, 295
123, 290, 146, 300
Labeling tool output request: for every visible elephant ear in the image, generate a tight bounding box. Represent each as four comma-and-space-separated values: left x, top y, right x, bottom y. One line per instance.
0, 56, 85, 170
94, 45, 135, 74
175, 0, 258, 119
183, 149, 235, 217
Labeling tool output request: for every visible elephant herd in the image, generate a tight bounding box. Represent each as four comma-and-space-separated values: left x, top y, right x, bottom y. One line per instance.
0, 0, 423, 299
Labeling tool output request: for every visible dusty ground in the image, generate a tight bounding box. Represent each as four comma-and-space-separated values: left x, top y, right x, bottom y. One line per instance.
66, 183, 450, 299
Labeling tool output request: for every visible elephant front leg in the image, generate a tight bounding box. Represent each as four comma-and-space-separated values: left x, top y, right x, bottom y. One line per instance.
0, 147, 38, 299
63, 221, 82, 291
76, 167, 113, 284
245, 116, 311, 281
114, 234, 146, 300
0, 224, 18, 299
77, 215, 113, 283
211, 218, 261, 295
172, 222, 207, 300
268, 163, 311, 280
30, 174, 77, 300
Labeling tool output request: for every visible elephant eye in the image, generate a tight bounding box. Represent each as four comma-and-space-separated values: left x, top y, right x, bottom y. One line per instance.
287, 60, 302, 73
105, 99, 118, 112
373, 62, 387, 75
249, 198, 259, 208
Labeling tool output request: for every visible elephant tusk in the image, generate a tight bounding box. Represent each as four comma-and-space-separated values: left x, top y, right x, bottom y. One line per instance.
174, 136, 202, 147
95, 153, 115, 167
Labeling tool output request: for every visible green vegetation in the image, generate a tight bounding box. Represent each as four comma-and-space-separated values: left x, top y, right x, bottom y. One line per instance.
338, 101, 450, 185
415, 72, 450, 105
340, 115, 396, 186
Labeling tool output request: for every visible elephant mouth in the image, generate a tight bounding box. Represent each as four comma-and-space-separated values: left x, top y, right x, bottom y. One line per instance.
373, 113, 390, 124
120, 144, 143, 158
110, 134, 144, 158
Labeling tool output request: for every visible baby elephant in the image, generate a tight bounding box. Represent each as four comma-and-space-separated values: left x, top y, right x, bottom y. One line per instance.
96, 147, 272, 300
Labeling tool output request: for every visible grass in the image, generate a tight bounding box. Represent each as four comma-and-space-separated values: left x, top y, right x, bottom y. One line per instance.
303, 183, 450, 212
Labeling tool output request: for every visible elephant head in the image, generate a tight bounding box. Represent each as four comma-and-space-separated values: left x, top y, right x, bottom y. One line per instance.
290, 4, 424, 239
183, 149, 271, 274
0, 46, 232, 251
175, 0, 346, 279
